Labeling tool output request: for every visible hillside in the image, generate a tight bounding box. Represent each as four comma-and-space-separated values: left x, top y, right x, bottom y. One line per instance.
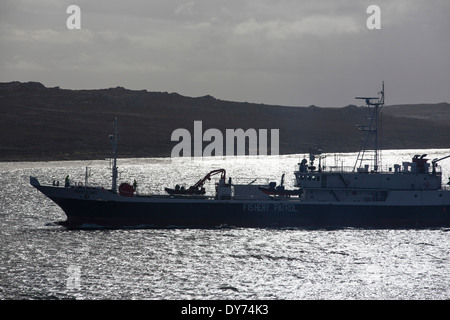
1, 81, 449, 162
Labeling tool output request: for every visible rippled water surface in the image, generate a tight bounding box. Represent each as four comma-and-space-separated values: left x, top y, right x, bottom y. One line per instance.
1, 150, 450, 299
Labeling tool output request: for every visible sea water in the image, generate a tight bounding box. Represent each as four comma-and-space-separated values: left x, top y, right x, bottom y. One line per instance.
1, 149, 450, 300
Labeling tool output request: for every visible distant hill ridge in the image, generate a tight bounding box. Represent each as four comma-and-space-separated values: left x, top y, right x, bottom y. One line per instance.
0, 81, 449, 161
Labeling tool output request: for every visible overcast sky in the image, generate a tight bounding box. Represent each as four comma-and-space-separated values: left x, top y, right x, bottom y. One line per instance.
1, 0, 449, 107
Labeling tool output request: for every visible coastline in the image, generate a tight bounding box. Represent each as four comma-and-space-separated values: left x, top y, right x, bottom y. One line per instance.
3, 147, 450, 165
1, 82, 449, 163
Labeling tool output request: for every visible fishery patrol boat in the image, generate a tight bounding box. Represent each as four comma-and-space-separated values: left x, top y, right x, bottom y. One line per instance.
30, 84, 450, 229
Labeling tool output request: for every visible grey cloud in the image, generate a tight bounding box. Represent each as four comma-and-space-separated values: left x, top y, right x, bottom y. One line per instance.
0, 0, 449, 106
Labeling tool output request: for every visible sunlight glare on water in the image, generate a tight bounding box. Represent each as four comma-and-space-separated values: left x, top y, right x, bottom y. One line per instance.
1, 149, 449, 299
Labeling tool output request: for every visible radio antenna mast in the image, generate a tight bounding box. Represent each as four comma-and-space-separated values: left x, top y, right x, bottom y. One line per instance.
109, 118, 119, 193
353, 81, 385, 172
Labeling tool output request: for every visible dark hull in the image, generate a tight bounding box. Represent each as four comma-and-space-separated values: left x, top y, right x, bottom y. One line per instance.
50, 197, 450, 229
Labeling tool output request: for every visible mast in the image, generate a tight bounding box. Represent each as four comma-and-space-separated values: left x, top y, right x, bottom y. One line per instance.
84, 162, 92, 187
354, 82, 385, 172
109, 118, 118, 193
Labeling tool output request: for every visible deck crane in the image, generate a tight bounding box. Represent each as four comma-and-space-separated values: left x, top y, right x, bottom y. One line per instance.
432, 155, 450, 175
165, 169, 226, 195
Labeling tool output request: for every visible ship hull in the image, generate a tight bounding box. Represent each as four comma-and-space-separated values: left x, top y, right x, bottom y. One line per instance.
49, 194, 450, 229
30, 177, 450, 229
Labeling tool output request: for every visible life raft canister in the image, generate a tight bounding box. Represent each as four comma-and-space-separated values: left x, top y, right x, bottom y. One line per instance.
119, 183, 135, 197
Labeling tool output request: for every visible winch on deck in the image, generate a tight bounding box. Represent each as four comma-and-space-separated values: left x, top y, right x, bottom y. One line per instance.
259, 174, 302, 197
